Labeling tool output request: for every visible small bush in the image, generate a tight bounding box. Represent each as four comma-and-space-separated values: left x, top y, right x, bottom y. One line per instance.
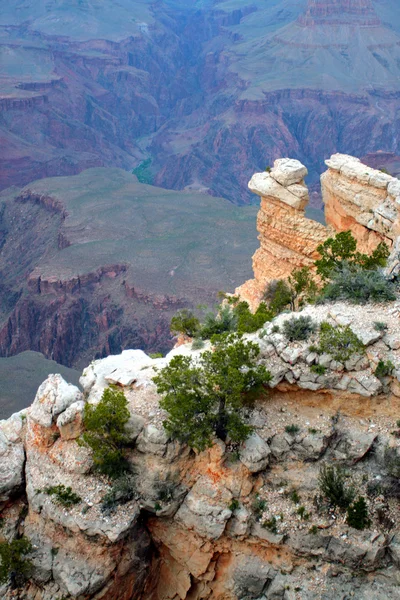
199, 305, 237, 339
100, 474, 137, 514
374, 359, 394, 380
282, 316, 316, 341
0, 537, 32, 586
80, 386, 131, 478
262, 516, 278, 534
318, 323, 364, 363
43, 485, 81, 508
149, 352, 163, 359
170, 309, 200, 337
155, 479, 176, 503
309, 525, 318, 535
229, 499, 240, 511
308, 344, 320, 354
288, 489, 301, 504
271, 325, 280, 333
373, 321, 388, 332
297, 506, 310, 520
191, 337, 205, 350
264, 279, 293, 314
285, 424, 300, 436
234, 301, 273, 334
310, 364, 326, 375
252, 496, 267, 520
320, 265, 396, 304
318, 464, 355, 509
347, 497, 370, 530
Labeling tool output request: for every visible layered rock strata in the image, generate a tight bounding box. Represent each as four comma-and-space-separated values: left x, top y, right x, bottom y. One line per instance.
238, 154, 400, 310
236, 159, 330, 310
1, 300, 400, 599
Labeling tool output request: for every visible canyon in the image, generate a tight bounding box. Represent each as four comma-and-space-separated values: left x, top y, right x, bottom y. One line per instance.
0, 152, 399, 599
1, 0, 400, 205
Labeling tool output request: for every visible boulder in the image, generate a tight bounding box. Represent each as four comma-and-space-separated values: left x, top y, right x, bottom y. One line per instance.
0, 436, 25, 502
57, 401, 85, 440
175, 476, 232, 540
240, 433, 271, 473
30, 375, 83, 429
271, 158, 308, 187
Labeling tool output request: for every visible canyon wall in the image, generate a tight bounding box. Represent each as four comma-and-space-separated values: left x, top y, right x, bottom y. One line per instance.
238, 154, 400, 309
1, 299, 400, 599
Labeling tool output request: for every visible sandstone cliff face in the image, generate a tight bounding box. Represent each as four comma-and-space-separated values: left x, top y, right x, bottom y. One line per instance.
236, 159, 330, 310
238, 154, 400, 310
1, 300, 400, 600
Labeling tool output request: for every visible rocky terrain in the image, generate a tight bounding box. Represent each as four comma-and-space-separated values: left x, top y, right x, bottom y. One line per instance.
0, 297, 399, 600
238, 154, 400, 309
2, 0, 400, 203
0, 152, 399, 599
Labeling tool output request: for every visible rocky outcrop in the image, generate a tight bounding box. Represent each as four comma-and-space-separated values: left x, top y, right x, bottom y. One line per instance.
322, 153, 400, 276
236, 158, 330, 309
238, 154, 400, 310
1, 298, 399, 599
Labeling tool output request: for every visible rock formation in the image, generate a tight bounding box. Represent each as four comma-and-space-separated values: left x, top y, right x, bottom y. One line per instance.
238, 154, 400, 309
1, 298, 400, 599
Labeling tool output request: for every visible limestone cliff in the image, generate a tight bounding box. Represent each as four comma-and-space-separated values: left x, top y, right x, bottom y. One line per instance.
1, 299, 400, 600
237, 154, 400, 309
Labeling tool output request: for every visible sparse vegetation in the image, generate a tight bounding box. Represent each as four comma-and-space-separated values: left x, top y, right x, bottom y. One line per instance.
252, 496, 267, 521
153, 333, 271, 450
0, 537, 32, 586
191, 338, 205, 350
318, 464, 355, 509
42, 484, 81, 507
80, 386, 131, 478
373, 321, 388, 332
347, 497, 370, 530
282, 316, 317, 341
310, 364, 327, 375
149, 352, 163, 359
315, 231, 390, 280
170, 309, 200, 337
262, 516, 278, 533
100, 474, 137, 514
374, 359, 395, 380
285, 424, 300, 436
271, 324, 280, 333
229, 499, 240, 511
297, 506, 310, 520
320, 264, 396, 304
318, 322, 364, 363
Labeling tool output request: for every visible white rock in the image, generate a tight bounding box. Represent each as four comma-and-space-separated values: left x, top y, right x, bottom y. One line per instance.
387, 178, 400, 198
325, 153, 360, 171
271, 158, 308, 187
30, 375, 83, 428
239, 433, 270, 473
369, 171, 393, 189
248, 172, 308, 210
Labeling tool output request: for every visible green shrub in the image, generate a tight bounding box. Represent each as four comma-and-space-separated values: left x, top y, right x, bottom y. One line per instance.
288, 267, 319, 306
80, 386, 131, 478
320, 264, 396, 304
153, 333, 271, 450
0, 537, 32, 586
170, 309, 200, 337
262, 516, 278, 533
155, 479, 176, 504
310, 364, 326, 375
132, 158, 153, 184
374, 359, 395, 379
43, 484, 81, 508
318, 464, 355, 509
285, 424, 300, 436
265, 166, 272, 173
282, 316, 316, 341
309, 525, 318, 535
315, 231, 389, 279
271, 325, 280, 333
288, 489, 301, 504
373, 321, 388, 332
229, 499, 240, 511
199, 305, 237, 339
264, 279, 293, 314
297, 506, 310, 520
191, 337, 205, 350
149, 352, 163, 359
100, 474, 137, 514
347, 497, 370, 530
234, 301, 273, 334
252, 496, 267, 520
318, 323, 364, 363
